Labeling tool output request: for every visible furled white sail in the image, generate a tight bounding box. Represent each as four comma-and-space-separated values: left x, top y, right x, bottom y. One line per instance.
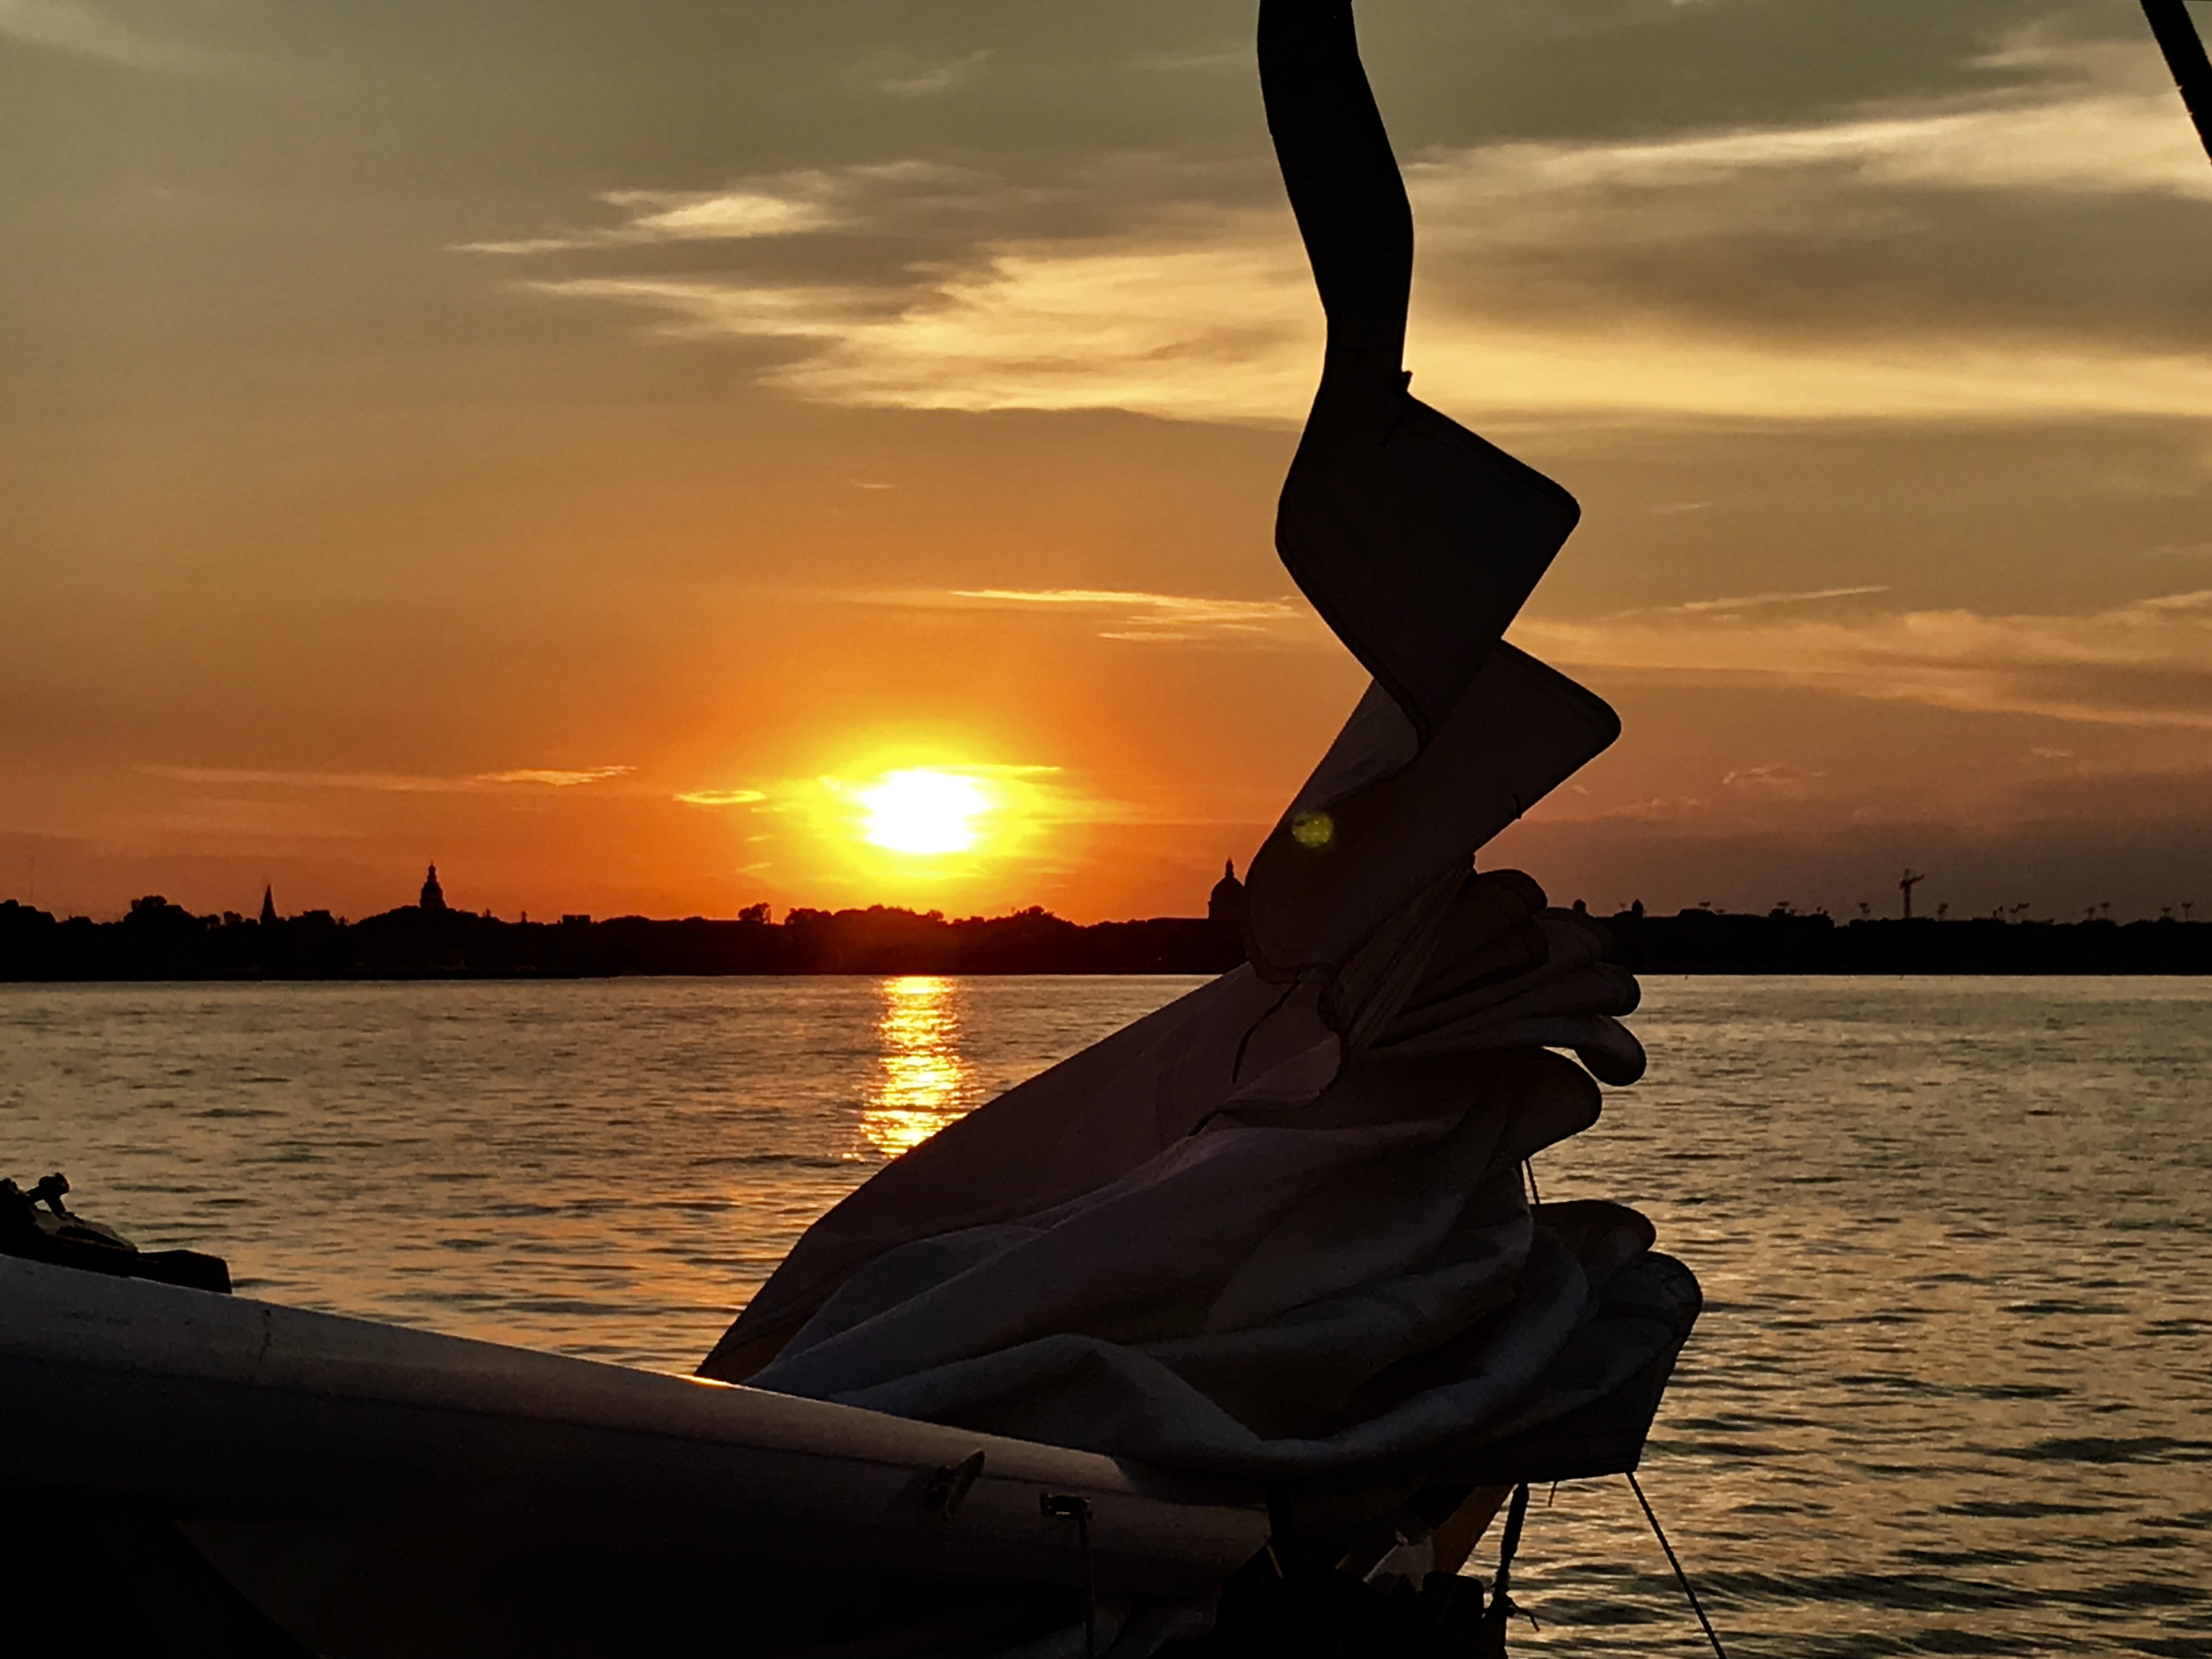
703, 3, 1697, 1588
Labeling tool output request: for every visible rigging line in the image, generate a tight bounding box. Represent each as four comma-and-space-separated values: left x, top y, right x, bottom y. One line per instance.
1626, 1471, 1730, 1659
2142, 0, 2212, 163
1185, 974, 1306, 1138
1229, 978, 1302, 1084
1488, 1481, 1539, 1633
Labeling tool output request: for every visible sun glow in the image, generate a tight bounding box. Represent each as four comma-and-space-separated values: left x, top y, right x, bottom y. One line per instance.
859, 768, 991, 855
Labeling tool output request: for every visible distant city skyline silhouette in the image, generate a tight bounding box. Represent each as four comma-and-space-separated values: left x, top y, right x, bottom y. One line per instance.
1, 848, 2203, 936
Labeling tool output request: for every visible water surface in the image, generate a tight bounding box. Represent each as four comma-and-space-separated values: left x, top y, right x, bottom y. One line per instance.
2, 975, 2205, 1656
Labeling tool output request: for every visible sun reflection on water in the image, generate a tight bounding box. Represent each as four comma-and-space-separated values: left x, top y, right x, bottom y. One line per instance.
858, 976, 978, 1158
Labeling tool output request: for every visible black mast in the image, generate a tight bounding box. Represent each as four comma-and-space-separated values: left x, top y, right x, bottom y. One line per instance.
2142, 0, 2212, 164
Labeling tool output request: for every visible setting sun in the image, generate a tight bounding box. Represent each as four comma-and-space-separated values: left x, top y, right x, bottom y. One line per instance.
860, 770, 991, 856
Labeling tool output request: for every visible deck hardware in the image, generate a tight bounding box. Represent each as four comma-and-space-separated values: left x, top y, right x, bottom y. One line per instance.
919, 1450, 986, 1520
1040, 1492, 1097, 1659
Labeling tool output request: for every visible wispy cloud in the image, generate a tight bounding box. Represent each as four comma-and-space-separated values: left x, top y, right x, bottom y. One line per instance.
514, 232, 1321, 420
1128, 44, 1246, 76
855, 47, 993, 99
827, 585, 1324, 644
473, 33, 2212, 426
1653, 585, 1892, 617
144, 765, 634, 794
0, 0, 221, 73
457, 186, 839, 256
1722, 763, 1827, 793
471, 767, 633, 788
675, 788, 768, 808
1429, 39, 2212, 208
952, 587, 1313, 642
456, 163, 1010, 256
524, 231, 2212, 423
1513, 590, 2212, 730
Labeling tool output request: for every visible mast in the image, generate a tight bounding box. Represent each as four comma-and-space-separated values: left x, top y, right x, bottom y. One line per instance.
2142, 0, 2212, 164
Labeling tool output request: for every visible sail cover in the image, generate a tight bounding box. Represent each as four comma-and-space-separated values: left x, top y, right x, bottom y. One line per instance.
702, 0, 1697, 1540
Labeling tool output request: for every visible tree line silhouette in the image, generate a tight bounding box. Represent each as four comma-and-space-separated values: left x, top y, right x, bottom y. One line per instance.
1603, 901, 2212, 975
1, 892, 2206, 980
0, 896, 1245, 980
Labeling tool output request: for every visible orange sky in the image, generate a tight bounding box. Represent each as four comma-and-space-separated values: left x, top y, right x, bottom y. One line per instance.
4, 1, 2209, 924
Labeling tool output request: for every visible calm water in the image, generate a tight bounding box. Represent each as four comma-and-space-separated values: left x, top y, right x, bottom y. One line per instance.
2, 975, 2206, 1656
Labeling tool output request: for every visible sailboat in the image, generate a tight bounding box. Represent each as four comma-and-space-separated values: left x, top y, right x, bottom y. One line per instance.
35, 0, 2209, 1649
10, 5, 1697, 1652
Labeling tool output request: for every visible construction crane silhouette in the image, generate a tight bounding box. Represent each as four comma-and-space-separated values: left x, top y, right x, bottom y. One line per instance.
1900, 869, 1927, 920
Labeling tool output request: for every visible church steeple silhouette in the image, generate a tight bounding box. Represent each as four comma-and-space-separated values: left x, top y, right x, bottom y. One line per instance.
259, 884, 277, 927
420, 864, 447, 912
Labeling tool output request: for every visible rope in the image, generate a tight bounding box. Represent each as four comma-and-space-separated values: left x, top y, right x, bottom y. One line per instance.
1494, 1480, 1529, 1604
1477, 1481, 1541, 1640
1229, 979, 1302, 1084
1626, 1471, 1729, 1659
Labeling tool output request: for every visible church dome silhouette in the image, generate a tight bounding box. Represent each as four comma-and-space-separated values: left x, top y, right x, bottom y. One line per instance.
1206, 859, 1245, 924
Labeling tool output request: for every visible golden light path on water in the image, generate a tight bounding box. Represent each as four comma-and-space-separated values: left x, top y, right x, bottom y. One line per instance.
859, 976, 979, 1157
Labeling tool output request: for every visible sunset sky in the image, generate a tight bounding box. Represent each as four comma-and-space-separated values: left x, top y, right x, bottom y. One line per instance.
5, 0, 2209, 925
